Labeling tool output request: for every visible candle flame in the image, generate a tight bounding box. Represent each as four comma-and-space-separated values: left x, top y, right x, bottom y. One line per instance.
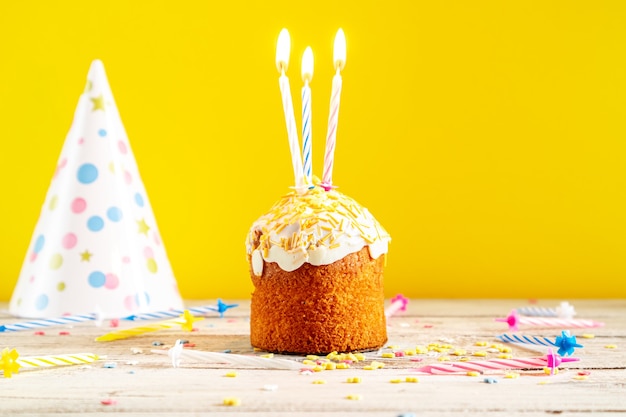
276, 28, 291, 73
301, 47, 314, 83
333, 28, 346, 71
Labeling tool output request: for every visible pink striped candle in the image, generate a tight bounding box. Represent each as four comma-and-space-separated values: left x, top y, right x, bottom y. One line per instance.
496, 310, 604, 331
301, 46, 314, 187
276, 29, 306, 193
412, 354, 579, 375
321, 29, 346, 191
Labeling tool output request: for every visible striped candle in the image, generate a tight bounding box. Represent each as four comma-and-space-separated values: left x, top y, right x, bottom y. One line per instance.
497, 333, 556, 349
301, 47, 314, 186
517, 302, 576, 319
17, 353, 99, 369
276, 29, 306, 193
153, 340, 305, 370
498, 330, 583, 357
412, 355, 579, 375
96, 310, 202, 342
0, 313, 97, 332
321, 29, 346, 191
495, 310, 603, 331
123, 300, 238, 320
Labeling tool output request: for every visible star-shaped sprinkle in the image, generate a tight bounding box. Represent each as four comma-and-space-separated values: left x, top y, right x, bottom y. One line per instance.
554, 330, 583, 356
80, 250, 93, 262
1, 348, 21, 378
90, 95, 105, 111
137, 219, 150, 236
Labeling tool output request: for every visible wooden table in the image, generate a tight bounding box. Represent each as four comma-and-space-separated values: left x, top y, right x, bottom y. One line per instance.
1, 299, 624, 416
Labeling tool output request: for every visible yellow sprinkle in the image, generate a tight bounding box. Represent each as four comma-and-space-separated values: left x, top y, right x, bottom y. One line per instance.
459, 357, 470, 362
324, 362, 336, 370
438, 356, 451, 362
371, 361, 385, 369
326, 351, 338, 359
605, 344, 618, 349
473, 351, 487, 357
346, 353, 358, 362
405, 377, 419, 383
389, 379, 402, 384
346, 394, 362, 401
260, 353, 274, 358
381, 353, 395, 359
386, 345, 399, 349
500, 346, 512, 353
498, 353, 512, 359
452, 349, 467, 356
306, 355, 319, 361
354, 353, 365, 361
312, 379, 327, 384
223, 397, 241, 406
475, 341, 488, 347
302, 360, 316, 365
363, 365, 375, 371
538, 381, 551, 385
466, 371, 481, 377
404, 350, 416, 356
253, 347, 263, 352
336, 363, 350, 369
582, 334, 595, 339
224, 371, 237, 378
347, 377, 362, 383
504, 372, 520, 379
543, 367, 559, 375
312, 365, 324, 372
573, 375, 588, 381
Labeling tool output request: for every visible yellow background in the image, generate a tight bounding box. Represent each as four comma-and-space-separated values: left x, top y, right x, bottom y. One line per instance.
1, 1, 625, 301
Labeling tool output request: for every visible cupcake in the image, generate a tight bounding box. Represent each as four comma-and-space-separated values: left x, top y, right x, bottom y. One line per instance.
246, 181, 390, 354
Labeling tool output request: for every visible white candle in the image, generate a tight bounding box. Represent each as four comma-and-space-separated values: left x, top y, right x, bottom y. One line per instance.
276, 29, 306, 193
301, 47, 314, 187
321, 29, 346, 191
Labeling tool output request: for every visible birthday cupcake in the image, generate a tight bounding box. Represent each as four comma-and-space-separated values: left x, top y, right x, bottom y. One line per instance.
245, 29, 390, 354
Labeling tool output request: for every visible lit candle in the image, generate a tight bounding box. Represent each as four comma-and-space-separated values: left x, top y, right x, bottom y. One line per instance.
276, 29, 306, 193
301, 46, 314, 186
321, 28, 346, 191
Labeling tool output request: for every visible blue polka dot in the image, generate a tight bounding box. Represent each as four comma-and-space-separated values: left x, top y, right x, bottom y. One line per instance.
106, 206, 123, 222
87, 216, 104, 232
35, 294, 49, 310
34, 235, 45, 253
88, 271, 106, 288
135, 291, 151, 307
98, 129, 107, 137
134, 193, 144, 207
77, 163, 98, 184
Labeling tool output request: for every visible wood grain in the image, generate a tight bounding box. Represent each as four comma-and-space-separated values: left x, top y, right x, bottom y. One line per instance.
1, 299, 624, 416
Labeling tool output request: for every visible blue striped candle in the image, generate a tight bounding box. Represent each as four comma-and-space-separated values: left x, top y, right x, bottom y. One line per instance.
301, 47, 314, 186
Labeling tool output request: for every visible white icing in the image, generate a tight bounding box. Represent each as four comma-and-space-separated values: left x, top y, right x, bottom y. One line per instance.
246, 185, 390, 272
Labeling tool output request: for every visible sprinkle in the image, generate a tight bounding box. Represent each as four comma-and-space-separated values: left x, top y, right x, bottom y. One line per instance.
223, 397, 241, 406
324, 362, 337, 370
405, 377, 419, 383
183, 343, 196, 348
573, 375, 588, 381
389, 378, 402, 384
475, 341, 488, 347
382, 353, 395, 358
336, 363, 350, 369
578, 371, 591, 376
452, 349, 467, 356
543, 367, 559, 375
473, 351, 487, 357
130, 348, 143, 354
371, 361, 385, 369
605, 344, 618, 349
224, 371, 237, 377
394, 351, 405, 357
582, 334, 595, 339
34, 331, 45, 336
302, 360, 316, 365
59, 331, 70, 336
312, 379, 327, 384
306, 355, 319, 361
363, 365, 375, 371
346, 394, 362, 400
466, 371, 481, 377
483, 378, 498, 384
260, 353, 274, 358
103, 362, 117, 369
386, 345, 399, 349
312, 365, 324, 372
263, 384, 278, 391
437, 356, 451, 362
498, 354, 512, 359
100, 398, 117, 406
346, 377, 362, 383
404, 350, 416, 356
109, 319, 119, 328
504, 372, 520, 379
354, 353, 365, 361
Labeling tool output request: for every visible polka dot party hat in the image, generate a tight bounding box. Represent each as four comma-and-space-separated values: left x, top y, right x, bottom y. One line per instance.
9, 60, 184, 319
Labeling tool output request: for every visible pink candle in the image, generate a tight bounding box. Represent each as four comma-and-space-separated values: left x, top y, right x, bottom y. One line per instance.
321, 29, 346, 191
276, 29, 306, 193
496, 310, 604, 331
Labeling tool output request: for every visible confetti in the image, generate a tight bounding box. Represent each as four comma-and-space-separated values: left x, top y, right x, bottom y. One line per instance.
346, 394, 362, 400
100, 398, 117, 406
223, 397, 241, 406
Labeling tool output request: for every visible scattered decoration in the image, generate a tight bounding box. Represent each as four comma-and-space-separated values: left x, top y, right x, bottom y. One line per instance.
495, 310, 604, 331
223, 397, 241, 406
497, 330, 583, 356
123, 299, 239, 320
95, 310, 202, 342
385, 294, 409, 318
517, 302, 576, 319
1, 349, 99, 377
0, 313, 98, 333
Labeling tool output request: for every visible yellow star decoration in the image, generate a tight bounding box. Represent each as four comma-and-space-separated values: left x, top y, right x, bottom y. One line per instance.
1, 348, 21, 378
180, 310, 203, 332
80, 250, 93, 262
137, 219, 150, 236
90, 94, 105, 111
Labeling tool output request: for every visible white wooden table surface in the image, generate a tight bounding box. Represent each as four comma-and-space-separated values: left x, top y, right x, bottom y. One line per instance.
1, 299, 624, 416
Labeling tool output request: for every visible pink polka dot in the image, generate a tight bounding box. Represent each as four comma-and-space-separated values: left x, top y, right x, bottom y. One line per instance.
143, 246, 154, 259
78, 137, 85, 144
124, 295, 136, 310
124, 171, 132, 184
62, 233, 77, 249
104, 273, 119, 290
71, 198, 87, 213
29, 275, 35, 283
30, 252, 38, 262
122, 256, 131, 263
153, 233, 161, 246
118, 141, 128, 154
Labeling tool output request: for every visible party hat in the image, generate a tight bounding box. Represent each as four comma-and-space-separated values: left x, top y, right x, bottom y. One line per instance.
9, 60, 183, 319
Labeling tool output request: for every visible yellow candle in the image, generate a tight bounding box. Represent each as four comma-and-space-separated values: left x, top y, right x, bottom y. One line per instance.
95, 310, 202, 342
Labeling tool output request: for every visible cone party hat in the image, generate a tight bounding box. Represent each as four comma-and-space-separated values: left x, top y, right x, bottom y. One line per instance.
9, 60, 183, 319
